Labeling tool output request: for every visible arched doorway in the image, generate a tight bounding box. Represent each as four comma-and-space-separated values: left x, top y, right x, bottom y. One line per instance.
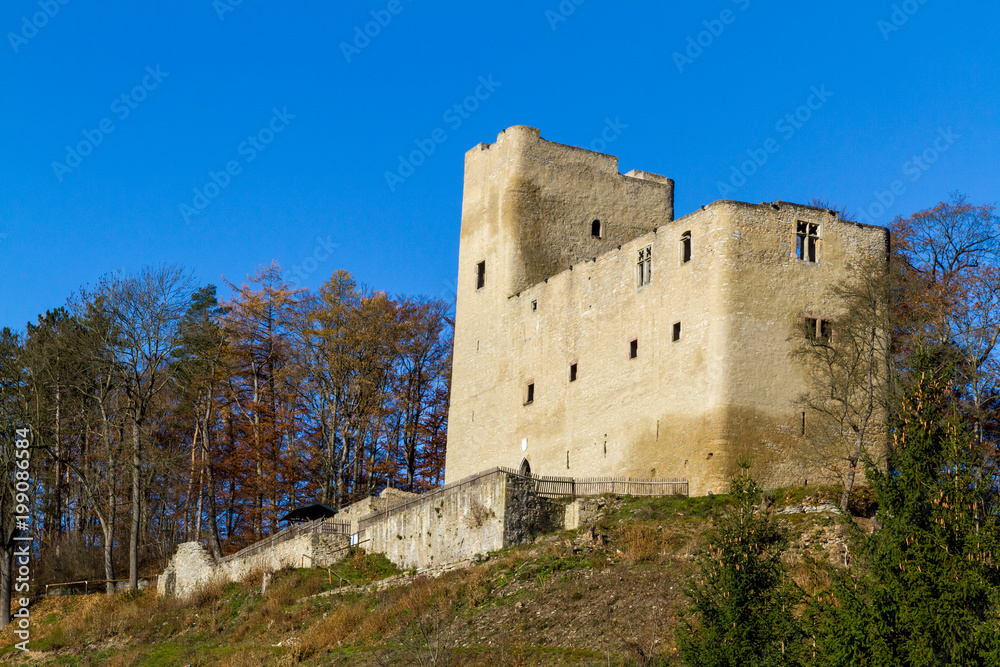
518, 458, 531, 477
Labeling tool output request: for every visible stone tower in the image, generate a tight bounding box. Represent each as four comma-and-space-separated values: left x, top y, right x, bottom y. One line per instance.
445, 126, 888, 495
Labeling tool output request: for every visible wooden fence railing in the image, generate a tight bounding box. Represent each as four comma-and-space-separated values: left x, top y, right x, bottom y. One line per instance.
358, 468, 688, 531
220, 469, 689, 558
218, 517, 351, 564
358, 467, 511, 532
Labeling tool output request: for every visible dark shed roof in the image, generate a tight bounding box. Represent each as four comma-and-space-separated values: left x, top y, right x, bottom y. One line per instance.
279, 503, 338, 524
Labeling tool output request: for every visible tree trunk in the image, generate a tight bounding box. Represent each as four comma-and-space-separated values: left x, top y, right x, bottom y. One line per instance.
0, 536, 13, 628
101, 401, 117, 594
194, 447, 205, 542
840, 458, 858, 513
102, 518, 115, 595
205, 478, 223, 559
185, 417, 200, 542
204, 446, 224, 561
129, 417, 141, 590
53, 381, 62, 555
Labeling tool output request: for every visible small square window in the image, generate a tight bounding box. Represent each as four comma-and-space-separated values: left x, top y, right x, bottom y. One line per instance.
524, 382, 535, 405
629, 339, 638, 359
804, 317, 831, 341
672, 322, 682, 342
569, 363, 578, 382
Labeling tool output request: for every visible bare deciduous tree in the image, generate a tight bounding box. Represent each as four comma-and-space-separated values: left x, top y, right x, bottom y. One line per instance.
96, 265, 194, 589
795, 258, 891, 511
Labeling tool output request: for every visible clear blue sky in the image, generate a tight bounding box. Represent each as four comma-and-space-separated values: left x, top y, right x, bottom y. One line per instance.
2, 1, 998, 331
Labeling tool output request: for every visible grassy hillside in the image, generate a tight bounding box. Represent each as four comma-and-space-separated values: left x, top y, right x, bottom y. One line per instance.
0, 487, 860, 666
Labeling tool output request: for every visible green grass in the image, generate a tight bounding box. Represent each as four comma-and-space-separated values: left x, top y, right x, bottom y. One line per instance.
770, 484, 841, 506
603, 491, 731, 524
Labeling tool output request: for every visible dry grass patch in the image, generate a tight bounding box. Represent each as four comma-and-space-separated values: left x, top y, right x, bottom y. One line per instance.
297, 600, 366, 658
620, 524, 664, 563
186, 576, 228, 608
106, 648, 141, 667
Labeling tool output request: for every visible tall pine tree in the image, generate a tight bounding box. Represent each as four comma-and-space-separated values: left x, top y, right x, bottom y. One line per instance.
679, 460, 804, 667
811, 355, 1000, 666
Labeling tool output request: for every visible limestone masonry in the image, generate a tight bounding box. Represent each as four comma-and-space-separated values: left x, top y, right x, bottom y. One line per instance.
445, 125, 889, 495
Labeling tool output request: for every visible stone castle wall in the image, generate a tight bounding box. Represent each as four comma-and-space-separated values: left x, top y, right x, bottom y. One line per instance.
446, 126, 889, 494
360, 470, 564, 571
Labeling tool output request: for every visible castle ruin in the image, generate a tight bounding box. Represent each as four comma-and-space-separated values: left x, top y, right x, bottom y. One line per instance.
445, 125, 889, 495
159, 126, 891, 594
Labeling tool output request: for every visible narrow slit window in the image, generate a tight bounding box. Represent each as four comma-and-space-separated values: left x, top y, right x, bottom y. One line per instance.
795, 222, 820, 263
672, 322, 682, 342
569, 363, 578, 382
531, 299, 537, 312
629, 339, 638, 359
637, 245, 652, 287
681, 231, 692, 263
591, 220, 603, 238
476, 261, 486, 289
524, 382, 534, 405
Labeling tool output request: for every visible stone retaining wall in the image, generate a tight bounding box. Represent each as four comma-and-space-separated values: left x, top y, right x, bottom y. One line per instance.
362, 471, 564, 571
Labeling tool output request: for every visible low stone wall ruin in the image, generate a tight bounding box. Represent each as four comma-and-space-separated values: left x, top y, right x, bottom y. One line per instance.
159, 470, 683, 596
158, 531, 350, 598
